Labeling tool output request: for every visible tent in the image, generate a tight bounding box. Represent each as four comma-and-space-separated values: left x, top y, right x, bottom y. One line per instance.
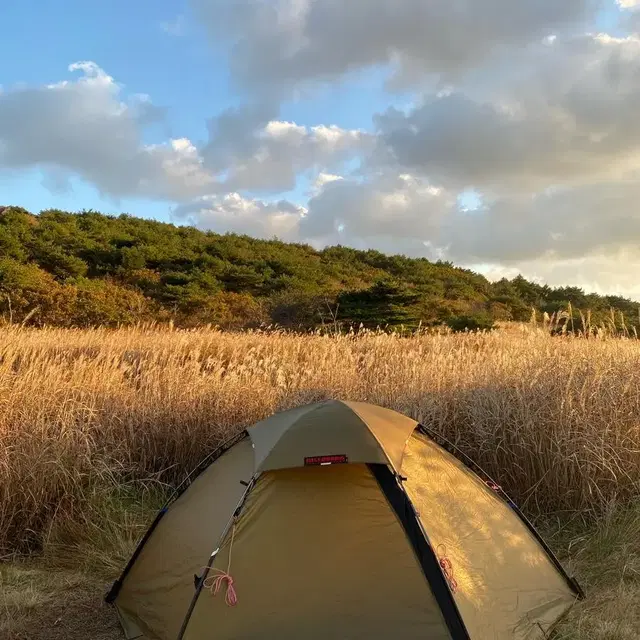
106, 400, 584, 639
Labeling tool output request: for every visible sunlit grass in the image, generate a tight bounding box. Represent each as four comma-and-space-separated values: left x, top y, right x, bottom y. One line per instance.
1, 324, 639, 637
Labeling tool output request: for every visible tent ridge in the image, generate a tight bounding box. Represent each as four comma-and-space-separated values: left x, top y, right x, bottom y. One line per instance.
249, 399, 418, 473
340, 400, 397, 468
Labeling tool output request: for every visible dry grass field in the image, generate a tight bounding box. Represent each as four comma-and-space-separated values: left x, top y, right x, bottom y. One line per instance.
1, 325, 639, 638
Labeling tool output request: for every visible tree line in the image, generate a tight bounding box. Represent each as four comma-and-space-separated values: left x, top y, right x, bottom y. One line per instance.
1, 206, 638, 332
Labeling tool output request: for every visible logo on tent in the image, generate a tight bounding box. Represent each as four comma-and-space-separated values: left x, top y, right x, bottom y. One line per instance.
304, 454, 348, 466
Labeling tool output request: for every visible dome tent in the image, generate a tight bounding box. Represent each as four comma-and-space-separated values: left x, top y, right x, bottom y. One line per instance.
106, 400, 584, 639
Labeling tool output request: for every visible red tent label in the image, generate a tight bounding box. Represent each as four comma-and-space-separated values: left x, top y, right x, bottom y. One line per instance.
304, 455, 348, 466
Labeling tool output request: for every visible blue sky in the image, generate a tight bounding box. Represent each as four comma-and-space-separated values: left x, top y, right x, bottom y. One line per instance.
0, 0, 623, 216
0, 0, 187, 219
2, 0, 640, 296
0, 0, 405, 220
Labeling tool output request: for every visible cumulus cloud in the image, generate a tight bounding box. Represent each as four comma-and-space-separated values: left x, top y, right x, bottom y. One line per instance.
144, 138, 218, 200
172, 172, 455, 256
299, 170, 640, 271
375, 34, 640, 193
300, 173, 453, 251
617, 0, 640, 9
0, 62, 215, 201
173, 192, 306, 240
439, 181, 640, 265
204, 118, 372, 193
171, 172, 453, 252
0, 63, 365, 200
311, 172, 343, 194
192, 0, 595, 96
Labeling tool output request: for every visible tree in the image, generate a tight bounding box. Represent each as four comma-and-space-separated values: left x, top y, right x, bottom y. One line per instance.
0, 258, 73, 325
0, 206, 638, 331
337, 280, 421, 329
71, 278, 151, 327
446, 313, 495, 333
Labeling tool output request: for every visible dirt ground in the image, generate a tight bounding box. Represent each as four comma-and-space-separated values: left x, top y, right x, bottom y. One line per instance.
1, 563, 123, 640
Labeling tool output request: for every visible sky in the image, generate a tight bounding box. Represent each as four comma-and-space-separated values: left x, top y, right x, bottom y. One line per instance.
2, 0, 640, 296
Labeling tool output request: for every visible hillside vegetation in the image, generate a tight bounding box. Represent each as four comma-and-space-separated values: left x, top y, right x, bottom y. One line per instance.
1, 205, 639, 332
1, 326, 639, 639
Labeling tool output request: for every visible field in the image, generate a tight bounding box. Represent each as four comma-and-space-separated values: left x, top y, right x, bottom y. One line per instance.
1, 325, 639, 639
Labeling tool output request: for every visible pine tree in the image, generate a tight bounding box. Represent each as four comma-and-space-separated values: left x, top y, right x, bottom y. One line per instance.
337, 279, 421, 329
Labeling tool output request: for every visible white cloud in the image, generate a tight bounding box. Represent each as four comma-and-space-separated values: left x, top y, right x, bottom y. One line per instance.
439, 181, 640, 265
173, 172, 453, 253
298, 170, 640, 299
144, 138, 217, 200
375, 33, 640, 194
192, 0, 595, 97
617, 0, 640, 9
301, 173, 453, 248
0, 64, 365, 200
0, 62, 215, 201
312, 172, 343, 193
173, 192, 306, 240
303, 171, 640, 274
204, 117, 372, 193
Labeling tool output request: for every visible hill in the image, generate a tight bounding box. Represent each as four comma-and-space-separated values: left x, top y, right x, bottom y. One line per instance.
0, 205, 638, 331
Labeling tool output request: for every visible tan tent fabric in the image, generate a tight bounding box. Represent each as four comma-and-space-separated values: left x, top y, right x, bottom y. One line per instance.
114, 438, 254, 640
341, 400, 418, 468
247, 399, 417, 473
400, 432, 577, 639
110, 401, 580, 640
183, 463, 452, 640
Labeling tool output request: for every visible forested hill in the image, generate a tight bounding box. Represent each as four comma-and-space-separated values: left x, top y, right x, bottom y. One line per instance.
0, 205, 638, 331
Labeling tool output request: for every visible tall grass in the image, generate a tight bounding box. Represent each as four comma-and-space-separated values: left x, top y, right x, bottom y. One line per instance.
1, 324, 640, 555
